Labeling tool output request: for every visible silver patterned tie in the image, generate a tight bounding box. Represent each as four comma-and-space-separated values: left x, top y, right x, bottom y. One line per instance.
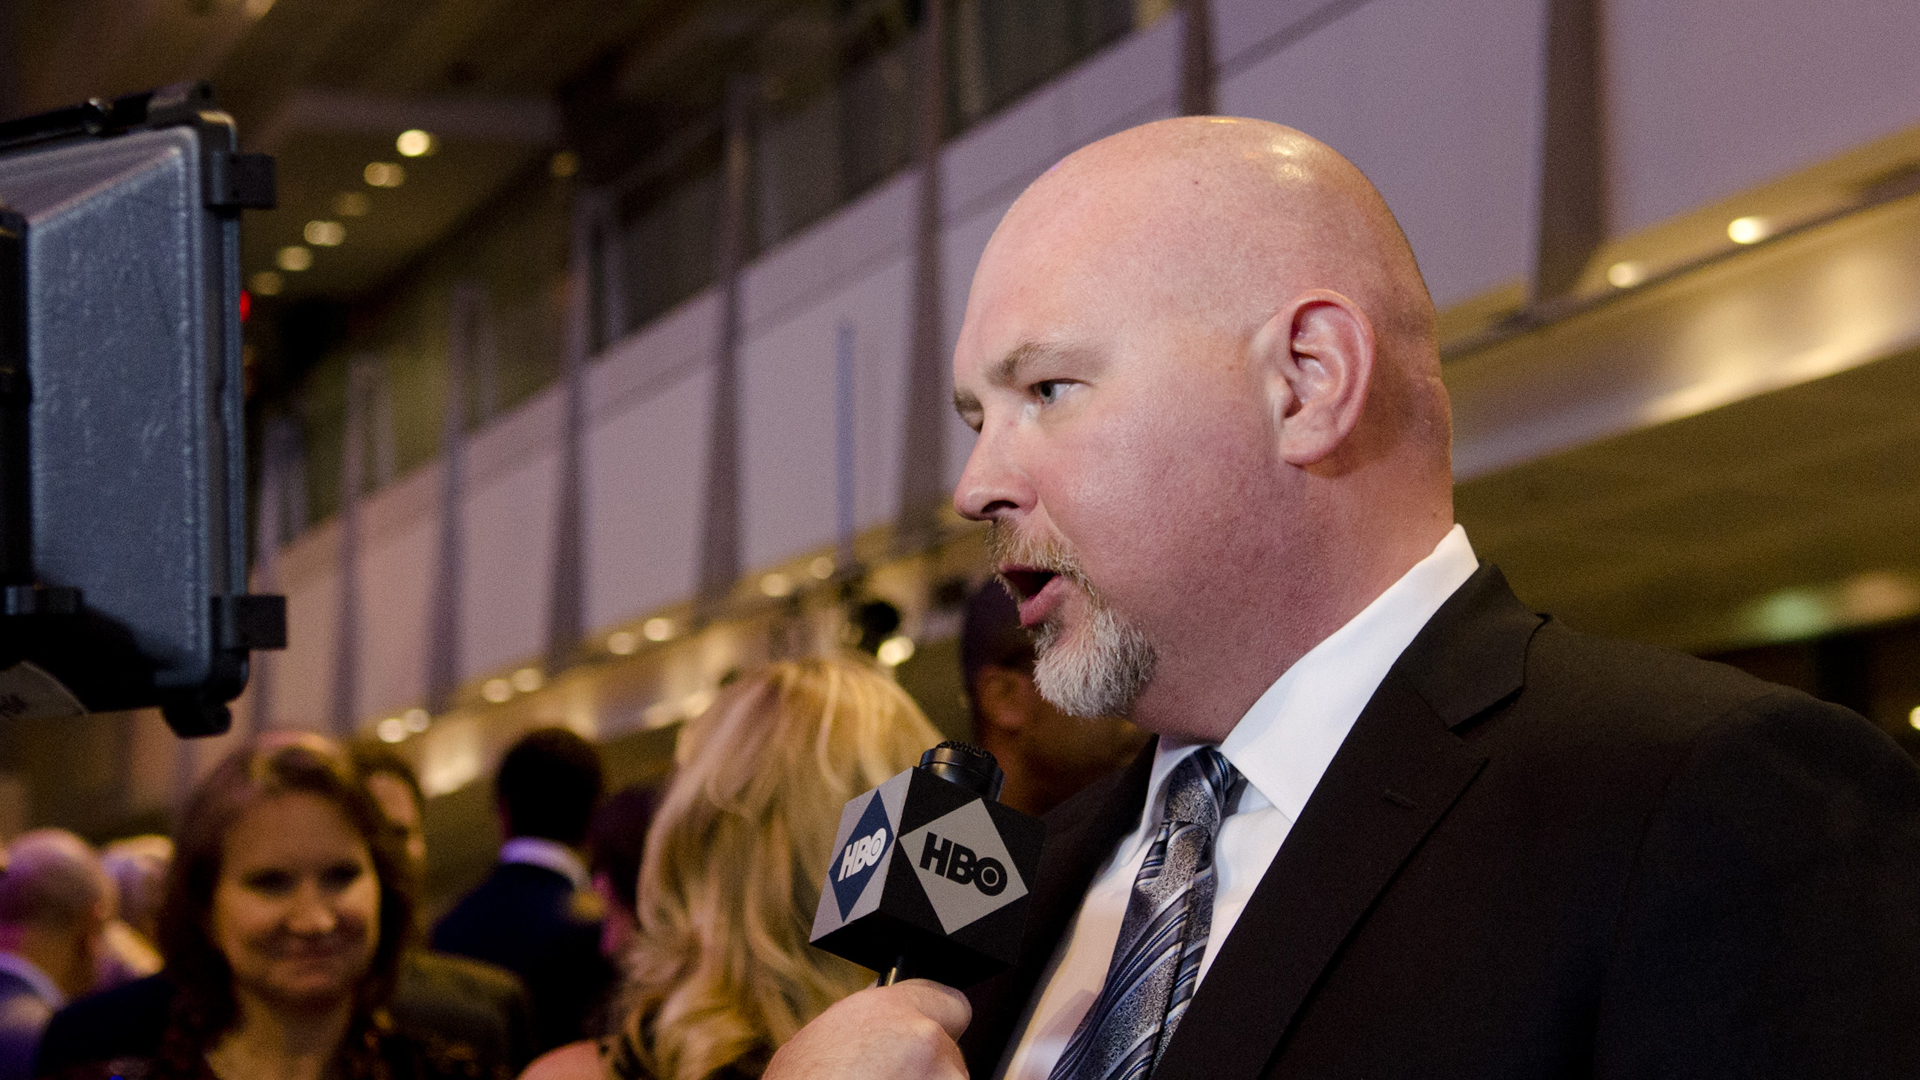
1049, 747, 1243, 1080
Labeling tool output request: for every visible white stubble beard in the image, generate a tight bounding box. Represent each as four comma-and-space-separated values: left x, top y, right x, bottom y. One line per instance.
988, 523, 1158, 719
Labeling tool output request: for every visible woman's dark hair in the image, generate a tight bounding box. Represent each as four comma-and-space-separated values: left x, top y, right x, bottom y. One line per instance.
155, 732, 416, 1074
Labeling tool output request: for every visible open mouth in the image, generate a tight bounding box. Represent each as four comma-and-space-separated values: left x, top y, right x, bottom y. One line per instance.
999, 566, 1059, 601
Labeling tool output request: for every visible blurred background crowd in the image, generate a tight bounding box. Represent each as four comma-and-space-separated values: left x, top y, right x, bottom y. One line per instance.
0, 0, 1916, 1076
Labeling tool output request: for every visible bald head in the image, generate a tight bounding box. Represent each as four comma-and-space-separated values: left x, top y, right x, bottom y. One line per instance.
967, 117, 1449, 469
951, 118, 1460, 740
0, 829, 108, 930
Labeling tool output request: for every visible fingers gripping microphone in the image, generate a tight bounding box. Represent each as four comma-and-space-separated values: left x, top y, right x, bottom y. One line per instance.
810, 742, 1044, 988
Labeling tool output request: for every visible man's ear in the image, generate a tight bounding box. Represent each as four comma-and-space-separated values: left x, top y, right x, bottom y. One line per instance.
973, 667, 1030, 735
1251, 289, 1375, 467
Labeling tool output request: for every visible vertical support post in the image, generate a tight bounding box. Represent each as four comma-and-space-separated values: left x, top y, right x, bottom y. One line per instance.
1532, 0, 1607, 303
1180, 0, 1217, 116
835, 319, 857, 572
248, 415, 298, 729
428, 284, 477, 713
894, 0, 949, 555
330, 356, 374, 736
696, 77, 756, 620
546, 194, 596, 675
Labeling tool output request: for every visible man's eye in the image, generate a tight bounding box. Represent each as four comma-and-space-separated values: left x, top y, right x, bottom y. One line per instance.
1033, 380, 1067, 404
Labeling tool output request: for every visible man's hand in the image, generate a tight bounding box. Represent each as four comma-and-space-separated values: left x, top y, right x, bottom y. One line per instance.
765, 979, 971, 1080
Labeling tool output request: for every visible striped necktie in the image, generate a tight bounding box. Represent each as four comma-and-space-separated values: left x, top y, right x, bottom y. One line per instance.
1049, 747, 1243, 1080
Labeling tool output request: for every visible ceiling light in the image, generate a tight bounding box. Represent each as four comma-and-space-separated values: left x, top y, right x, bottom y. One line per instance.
376, 717, 406, 743
396, 129, 436, 158
1605, 261, 1645, 288
550, 151, 580, 179
364, 162, 405, 188
276, 246, 312, 272
1910, 706, 1920, 731
402, 707, 431, 732
481, 678, 512, 703
761, 572, 793, 598
642, 617, 673, 642
304, 220, 345, 247
249, 270, 283, 296
1727, 216, 1769, 244
510, 667, 544, 693
876, 635, 916, 668
809, 556, 835, 580
335, 191, 372, 217
607, 630, 638, 655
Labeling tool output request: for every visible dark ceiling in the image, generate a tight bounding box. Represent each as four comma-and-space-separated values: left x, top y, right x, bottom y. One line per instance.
7, 0, 818, 301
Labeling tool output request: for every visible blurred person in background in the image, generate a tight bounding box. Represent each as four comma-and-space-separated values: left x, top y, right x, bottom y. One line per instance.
0, 830, 109, 1080
351, 741, 538, 1075
961, 581, 1148, 816
584, 786, 661, 969
34, 734, 483, 1080
99, 837, 170, 943
520, 657, 943, 1080
95, 836, 170, 991
433, 729, 613, 1053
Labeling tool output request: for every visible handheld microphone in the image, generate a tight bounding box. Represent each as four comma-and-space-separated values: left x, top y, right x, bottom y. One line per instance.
810, 741, 1044, 988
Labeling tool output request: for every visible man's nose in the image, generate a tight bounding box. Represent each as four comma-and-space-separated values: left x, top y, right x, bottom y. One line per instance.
953, 426, 1029, 522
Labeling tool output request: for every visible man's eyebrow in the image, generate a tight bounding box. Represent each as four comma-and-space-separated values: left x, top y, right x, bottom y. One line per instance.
988, 341, 1069, 389
954, 341, 1082, 417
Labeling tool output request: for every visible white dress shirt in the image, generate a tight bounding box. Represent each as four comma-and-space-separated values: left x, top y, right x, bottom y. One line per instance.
499, 835, 591, 891
996, 525, 1480, 1080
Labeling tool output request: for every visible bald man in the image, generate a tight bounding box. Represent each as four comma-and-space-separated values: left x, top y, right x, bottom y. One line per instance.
767, 119, 1920, 1080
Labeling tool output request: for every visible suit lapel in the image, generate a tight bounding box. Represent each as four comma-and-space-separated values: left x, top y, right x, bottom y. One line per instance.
961, 741, 1157, 1076
1151, 565, 1541, 1080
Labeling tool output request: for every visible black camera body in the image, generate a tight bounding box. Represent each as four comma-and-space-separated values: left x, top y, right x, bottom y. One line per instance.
0, 83, 281, 736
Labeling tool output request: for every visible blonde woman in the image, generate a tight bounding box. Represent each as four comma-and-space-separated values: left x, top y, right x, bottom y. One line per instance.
523, 657, 942, 1080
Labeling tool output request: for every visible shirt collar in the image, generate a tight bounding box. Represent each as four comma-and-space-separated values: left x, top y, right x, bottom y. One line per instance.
1143, 525, 1480, 829
0, 952, 64, 1008
499, 836, 590, 891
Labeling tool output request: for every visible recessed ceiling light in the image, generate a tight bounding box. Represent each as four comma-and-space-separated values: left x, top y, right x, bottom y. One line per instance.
761, 572, 793, 598
510, 667, 543, 693
1727, 216, 1769, 244
396, 129, 436, 158
364, 162, 405, 188
481, 678, 512, 703
376, 717, 406, 743
304, 220, 345, 247
276, 246, 312, 272
642, 617, 673, 642
550, 150, 579, 178
607, 631, 638, 655
402, 707, 431, 732
809, 556, 836, 579
249, 270, 284, 296
334, 191, 372, 217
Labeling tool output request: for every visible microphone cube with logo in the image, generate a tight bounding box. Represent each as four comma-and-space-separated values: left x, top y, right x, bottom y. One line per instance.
810, 742, 1043, 988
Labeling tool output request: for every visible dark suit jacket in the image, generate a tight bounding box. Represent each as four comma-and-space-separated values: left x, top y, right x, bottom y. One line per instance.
0, 970, 52, 1080
961, 566, 1920, 1079
431, 861, 615, 1052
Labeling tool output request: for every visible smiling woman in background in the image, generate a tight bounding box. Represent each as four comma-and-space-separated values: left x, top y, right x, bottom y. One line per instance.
36, 734, 486, 1080
523, 657, 942, 1080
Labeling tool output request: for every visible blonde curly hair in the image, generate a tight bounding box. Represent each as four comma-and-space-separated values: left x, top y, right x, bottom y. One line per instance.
620, 657, 941, 1080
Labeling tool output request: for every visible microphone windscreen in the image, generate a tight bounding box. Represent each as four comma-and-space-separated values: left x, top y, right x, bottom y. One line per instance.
809, 762, 1043, 987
